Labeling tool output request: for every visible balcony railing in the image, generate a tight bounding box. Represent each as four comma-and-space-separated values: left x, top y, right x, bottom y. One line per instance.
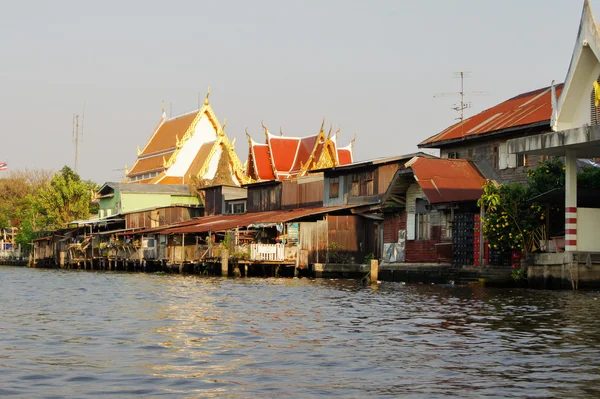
250, 243, 285, 262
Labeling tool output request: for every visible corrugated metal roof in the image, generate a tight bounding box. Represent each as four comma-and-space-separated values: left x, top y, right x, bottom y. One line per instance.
149, 204, 363, 234
408, 157, 486, 203
309, 152, 432, 173
419, 84, 564, 147
97, 182, 193, 196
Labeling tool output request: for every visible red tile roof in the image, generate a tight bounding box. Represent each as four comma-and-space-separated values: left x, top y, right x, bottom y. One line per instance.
419, 84, 563, 147
337, 145, 353, 165
407, 157, 486, 203
247, 131, 354, 181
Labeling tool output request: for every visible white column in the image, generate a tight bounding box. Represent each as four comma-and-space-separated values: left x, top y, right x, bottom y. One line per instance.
565, 149, 578, 252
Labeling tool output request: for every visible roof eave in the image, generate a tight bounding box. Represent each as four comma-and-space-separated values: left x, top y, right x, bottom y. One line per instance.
418, 120, 550, 149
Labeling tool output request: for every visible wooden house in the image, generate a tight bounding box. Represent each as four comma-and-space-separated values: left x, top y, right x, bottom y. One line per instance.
418, 84, 563, 184
380, 157, 486, 264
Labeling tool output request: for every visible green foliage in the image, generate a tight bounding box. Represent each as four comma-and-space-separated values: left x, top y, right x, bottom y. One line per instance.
511, 267, 527, 281
37, 166, 94, 228
478, 181, 544, 252
0, 166, 97, 249
478, 159, 566, 254
526, 158, 565, 196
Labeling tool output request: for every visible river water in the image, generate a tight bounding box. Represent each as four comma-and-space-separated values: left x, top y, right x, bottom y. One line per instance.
1, 267, 600, 398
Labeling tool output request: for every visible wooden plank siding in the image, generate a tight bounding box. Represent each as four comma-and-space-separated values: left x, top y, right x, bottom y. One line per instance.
203, 186, 223, 216
281, 176, 324, 209
299, 220, 328, 264
125, 206, 202, 229
247, 184, 282, 213
327, 215, 378, 264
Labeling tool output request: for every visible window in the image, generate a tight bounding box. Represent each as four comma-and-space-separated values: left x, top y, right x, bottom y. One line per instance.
493, 146, 499, 169
516, 154, 526, 167
365, 171, 374, 196
352, 174, 360, 196
416, 213, 431, 240
329, 177, 340, 198
227, 201, 246, 214
415, 198, 431, 240
448, 152, 459, 159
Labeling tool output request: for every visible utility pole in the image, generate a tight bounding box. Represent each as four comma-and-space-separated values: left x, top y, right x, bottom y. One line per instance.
72, 101, 85, 173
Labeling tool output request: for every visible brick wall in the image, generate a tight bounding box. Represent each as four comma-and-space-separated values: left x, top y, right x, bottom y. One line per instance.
397, 212, 450, 263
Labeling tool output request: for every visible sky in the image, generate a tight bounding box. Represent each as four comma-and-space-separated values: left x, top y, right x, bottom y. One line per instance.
0, 0, 595, 183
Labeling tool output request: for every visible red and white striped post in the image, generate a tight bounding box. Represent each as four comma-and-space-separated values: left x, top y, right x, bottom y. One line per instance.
565, 149, 577, 252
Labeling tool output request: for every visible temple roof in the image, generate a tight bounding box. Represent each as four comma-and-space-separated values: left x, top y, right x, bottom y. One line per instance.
246, 124, 354, 181
126, 97, 248, 186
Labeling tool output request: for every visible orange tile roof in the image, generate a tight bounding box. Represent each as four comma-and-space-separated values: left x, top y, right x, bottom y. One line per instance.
419, 84, 563, 147
183, 141, 216, 183
128, 153, 171, 176
158, 176, 184, 185
408, 157, 486, 203
141, 111, 198, 156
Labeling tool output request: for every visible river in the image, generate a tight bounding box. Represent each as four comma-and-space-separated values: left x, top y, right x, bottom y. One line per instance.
1, 266, 600, 398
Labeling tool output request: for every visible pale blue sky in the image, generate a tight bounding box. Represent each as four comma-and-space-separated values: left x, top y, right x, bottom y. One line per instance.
0, 0, 594, 182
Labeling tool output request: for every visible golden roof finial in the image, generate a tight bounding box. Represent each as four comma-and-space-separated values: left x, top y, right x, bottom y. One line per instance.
261, 120, 270, 142
245, 127, 252, 143
320, 117, 325, 133
351, 133, 356, 146
220, 118, 227, 135
137, 145, 141, 156
280, 126, 283, 136
204, 85, 210, 105
327, 123, 333, 138
335, 125, 341, 140
125, 164, 129, 175
231, 137, 236, 149
161, 100, 165, 113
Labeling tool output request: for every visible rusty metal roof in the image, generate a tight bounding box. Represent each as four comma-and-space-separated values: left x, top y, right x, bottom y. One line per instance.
419, 84, 564, 148
148, 204, 364, 235
407, 157, 486, 203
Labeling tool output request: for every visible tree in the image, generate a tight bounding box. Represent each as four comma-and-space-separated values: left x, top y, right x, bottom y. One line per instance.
36, 166, 95, 228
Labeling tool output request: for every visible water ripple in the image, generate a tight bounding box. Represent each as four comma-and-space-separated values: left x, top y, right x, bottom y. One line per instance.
1, 267, 600, 398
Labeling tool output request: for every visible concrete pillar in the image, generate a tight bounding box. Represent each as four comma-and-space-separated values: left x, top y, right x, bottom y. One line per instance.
370, 259, 379, 285
221, 249, 229, 277
565, 149, 578, 252
314, 263, 323, 278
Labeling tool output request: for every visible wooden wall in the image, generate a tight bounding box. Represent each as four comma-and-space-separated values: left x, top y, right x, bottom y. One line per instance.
126, 206, 202, 229
281, 175, 324, 209
327, 215, 378, 263
203, 186, 223, 216
247, 184, 282, 213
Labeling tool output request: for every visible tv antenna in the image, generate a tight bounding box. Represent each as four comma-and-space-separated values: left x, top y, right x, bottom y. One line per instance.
434, 71, 486, 126
72, 101, 85, 174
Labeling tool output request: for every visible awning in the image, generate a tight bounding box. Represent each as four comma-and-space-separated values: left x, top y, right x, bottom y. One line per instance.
147, 204, 367, 235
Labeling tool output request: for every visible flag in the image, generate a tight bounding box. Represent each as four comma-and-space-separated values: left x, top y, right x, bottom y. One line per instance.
0, 162, 7, 171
